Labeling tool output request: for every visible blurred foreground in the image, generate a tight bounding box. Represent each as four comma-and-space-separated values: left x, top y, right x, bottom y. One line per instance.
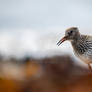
0, 55, 92, 92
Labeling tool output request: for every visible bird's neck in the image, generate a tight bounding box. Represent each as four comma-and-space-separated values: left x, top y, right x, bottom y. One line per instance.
71, 34, 82, 43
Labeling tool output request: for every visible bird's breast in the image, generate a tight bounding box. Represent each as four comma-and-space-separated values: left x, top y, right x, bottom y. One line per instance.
72, 41, 88, 55
72, 40, 92, 64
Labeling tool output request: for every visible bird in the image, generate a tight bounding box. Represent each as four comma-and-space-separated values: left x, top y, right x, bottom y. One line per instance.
57, 27, 92, 71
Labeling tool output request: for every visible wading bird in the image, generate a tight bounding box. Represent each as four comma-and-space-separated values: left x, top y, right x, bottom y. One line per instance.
57, 27, 92, 71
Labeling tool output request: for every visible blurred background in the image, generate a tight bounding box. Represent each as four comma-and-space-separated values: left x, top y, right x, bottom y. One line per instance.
0, 0, 92, 92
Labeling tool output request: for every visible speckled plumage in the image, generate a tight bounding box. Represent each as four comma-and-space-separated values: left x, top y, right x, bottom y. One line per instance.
57, 27, 92, 71
71, 35, 92, 64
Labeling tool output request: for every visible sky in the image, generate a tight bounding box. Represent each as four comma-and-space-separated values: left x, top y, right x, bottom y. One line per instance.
0, 0, 92, 58
0, 0, 92, 29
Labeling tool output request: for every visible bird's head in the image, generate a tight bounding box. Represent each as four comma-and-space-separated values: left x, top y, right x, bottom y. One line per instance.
57, 27, 80, 46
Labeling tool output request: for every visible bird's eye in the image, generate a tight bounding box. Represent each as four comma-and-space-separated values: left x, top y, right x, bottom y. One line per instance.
68, 30, 73, 35
70, 30, 73, 34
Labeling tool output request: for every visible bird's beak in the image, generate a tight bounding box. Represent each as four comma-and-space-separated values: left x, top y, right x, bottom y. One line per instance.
57, 36, 67, 46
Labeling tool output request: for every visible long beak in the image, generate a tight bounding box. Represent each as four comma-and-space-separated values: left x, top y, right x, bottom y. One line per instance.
57, 36, 67, 46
